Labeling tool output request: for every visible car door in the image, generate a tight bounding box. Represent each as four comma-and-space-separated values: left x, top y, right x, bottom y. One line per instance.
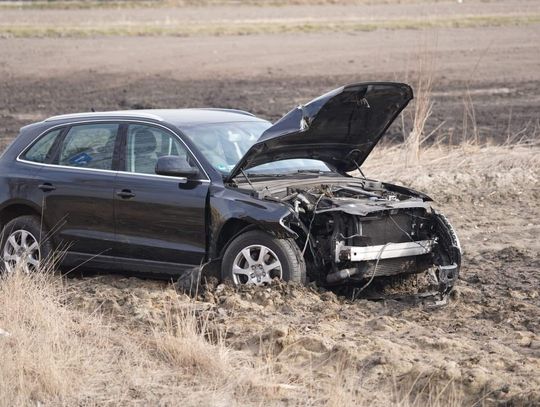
36, 122, 119, 268
114, 123, 209, 274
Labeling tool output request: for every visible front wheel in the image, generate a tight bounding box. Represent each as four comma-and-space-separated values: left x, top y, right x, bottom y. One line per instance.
221, 230, 306, 286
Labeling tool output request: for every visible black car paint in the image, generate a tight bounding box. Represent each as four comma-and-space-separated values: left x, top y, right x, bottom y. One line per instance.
1, 83, 446, 282
207, 183, 295, 258
114, 172, 209, 267
0, 113, 296, 276
227, 82, 413, 180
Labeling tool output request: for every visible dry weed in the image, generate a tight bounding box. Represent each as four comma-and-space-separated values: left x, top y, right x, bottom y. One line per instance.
151, 305, 231, 378
399, 37, 437, 165
0, 267, 103, 406
364, 142, 539, 204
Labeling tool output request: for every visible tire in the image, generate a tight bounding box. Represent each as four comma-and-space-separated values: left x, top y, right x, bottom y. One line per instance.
0, 215, 52, 273
221, 230, 306, 286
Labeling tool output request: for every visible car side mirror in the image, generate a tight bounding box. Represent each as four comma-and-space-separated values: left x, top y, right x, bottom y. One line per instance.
155, 155, 199, 178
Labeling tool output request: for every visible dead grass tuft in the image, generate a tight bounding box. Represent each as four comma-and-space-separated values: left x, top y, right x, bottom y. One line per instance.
0, 267, 102, 406
364, 142, 540, 204
151, 305, 231, 377
404, 42, 436, 165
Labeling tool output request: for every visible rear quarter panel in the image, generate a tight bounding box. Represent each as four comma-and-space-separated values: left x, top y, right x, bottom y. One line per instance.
0, 124, 51, 228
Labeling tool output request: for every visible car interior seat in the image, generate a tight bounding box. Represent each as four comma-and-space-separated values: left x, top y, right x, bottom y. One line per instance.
132, 128, 158, 174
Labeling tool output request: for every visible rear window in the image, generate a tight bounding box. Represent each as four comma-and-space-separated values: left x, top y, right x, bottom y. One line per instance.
21, 128, 63, 163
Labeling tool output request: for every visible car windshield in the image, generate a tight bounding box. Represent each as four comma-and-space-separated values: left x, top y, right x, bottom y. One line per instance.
182, 122, 332, 176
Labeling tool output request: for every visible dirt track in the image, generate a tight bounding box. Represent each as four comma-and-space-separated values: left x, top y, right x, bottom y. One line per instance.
0, 1, 539, 405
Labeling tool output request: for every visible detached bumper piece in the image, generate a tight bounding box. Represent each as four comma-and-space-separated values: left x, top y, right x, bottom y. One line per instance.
437, 263, 459, 286
335, 240, 434, 263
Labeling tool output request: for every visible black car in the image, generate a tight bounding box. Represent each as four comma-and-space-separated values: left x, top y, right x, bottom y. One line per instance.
0, 82, 460, 296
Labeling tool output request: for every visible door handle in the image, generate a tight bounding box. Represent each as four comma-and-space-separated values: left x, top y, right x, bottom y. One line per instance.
116, 189, 136, 199
38, 183, 56, 192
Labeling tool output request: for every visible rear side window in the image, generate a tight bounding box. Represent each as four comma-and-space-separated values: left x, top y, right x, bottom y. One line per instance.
58, 124, 118, 170
22, 128, 62, 163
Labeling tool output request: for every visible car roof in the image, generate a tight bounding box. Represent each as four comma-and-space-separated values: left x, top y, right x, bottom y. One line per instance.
43, 108, 267, 128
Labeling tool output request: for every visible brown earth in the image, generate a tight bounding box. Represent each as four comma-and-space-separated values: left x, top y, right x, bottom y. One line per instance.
0, 1, 539, 405
1, 1, 540, 147
63, 144, 540, 406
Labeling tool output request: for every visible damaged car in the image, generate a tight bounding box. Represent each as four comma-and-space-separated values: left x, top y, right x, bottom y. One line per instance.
0, 82, 461, 299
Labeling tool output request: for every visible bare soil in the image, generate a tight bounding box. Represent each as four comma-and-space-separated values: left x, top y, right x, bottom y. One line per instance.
63, 144, 540, 406
0, 1, 539, 405
1, 0, 539, 25
1, 1, 540, 146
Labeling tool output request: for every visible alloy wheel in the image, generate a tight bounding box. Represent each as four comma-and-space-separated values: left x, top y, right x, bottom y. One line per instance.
2, 229, 41, 273
232, 244, 282, 285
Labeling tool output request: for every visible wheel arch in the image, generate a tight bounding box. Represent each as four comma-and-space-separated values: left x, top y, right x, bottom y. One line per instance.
214, 218, 259, 257
207, 185, 301, 260
0, 201, 44, 231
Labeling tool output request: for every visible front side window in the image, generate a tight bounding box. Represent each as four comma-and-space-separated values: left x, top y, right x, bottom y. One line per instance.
126, 124, 189, 175
22, 128, 63, 163
58, 124, 118, 170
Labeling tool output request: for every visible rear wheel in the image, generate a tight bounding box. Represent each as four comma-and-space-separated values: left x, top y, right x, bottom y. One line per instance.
1, 216, 52, 273
222, 230, 306, 286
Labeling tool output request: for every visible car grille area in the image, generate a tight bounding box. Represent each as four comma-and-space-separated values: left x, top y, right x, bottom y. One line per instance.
362, 255, 430, 277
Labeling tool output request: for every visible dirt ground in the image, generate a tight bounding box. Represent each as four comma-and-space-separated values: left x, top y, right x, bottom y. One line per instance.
0, 0, 539, 405
61, 144, 539, 406
1, 0, 540, 146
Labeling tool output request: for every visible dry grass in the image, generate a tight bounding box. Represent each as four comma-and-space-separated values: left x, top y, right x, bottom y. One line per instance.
402, 42, 436, 165
0, 260, 477, 406
364, 141, 540, 204
0, 266, 254, 406
0, 267, 101, 405
152, 310, 230, 377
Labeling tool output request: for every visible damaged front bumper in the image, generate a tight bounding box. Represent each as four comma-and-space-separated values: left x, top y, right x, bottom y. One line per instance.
329, 211, 462, 302
332, 239, 459, 288
335, 240, 434, 263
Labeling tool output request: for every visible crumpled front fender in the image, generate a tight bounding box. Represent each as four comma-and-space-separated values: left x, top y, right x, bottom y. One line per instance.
207, 184, 297, 258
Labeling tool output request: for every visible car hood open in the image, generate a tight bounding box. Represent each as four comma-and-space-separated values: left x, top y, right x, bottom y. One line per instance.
226, 82, 413, 181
